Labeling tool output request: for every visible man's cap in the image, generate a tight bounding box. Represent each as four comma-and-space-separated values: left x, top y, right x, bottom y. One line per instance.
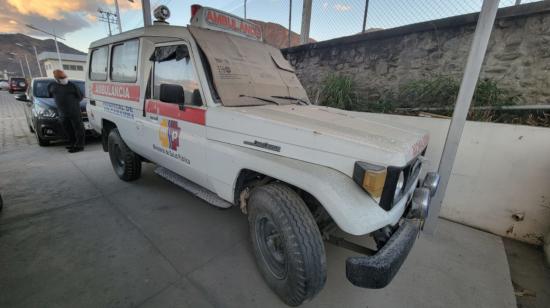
53, 69, 67, 79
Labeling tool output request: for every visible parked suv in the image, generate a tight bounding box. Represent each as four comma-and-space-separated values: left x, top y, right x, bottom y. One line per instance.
8, 77, 27, 93
16, 77, 98, 146
86, 5, 439, 306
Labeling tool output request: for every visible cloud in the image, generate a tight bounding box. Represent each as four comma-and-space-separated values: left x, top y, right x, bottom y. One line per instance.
333, 3, 352, 12
0, 1, 141, 37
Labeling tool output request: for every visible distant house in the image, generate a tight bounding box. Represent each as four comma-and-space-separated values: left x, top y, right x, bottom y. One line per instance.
38, 52, 87, 80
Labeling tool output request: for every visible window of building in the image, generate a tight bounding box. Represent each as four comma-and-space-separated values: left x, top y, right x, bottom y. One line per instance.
63, 64, 70, 70
76, 65, 84, 71
152, 44, 202, 106
90, 46, 109, 81
111, 39, 139, 83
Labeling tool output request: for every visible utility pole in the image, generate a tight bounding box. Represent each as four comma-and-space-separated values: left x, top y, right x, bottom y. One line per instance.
33, 46, 44, 77
8, 53, 25, 78
362, 0, 370, 32
142, 0, 152, 27
98, 8, 118, 36
300, 0, 312, 45
114, 0, 123, 33
244, 0, 247, 19
26, 24, 64, 68
24, 54, 32, 78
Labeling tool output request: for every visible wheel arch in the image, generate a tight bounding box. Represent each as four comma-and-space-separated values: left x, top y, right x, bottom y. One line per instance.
101, 119, 117, 152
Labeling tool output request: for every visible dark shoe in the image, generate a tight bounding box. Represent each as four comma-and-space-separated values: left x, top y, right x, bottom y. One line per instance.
65, 146, 75, 150
68, 147, 84, 153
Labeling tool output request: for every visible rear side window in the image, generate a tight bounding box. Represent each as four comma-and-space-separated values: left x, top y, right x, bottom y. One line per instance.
90, 47, 108, 81
111, 39, 139, 83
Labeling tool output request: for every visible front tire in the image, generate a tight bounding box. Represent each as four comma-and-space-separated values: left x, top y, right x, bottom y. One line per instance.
107, 128, 141, 181
248, 183, 327, 306
35, 131, 49, 146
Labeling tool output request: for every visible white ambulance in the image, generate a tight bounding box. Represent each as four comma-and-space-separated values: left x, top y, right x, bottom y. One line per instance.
86, 5, 439, 306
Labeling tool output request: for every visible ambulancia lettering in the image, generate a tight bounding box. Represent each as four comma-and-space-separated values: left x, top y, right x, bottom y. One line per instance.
92, 83, 140, 102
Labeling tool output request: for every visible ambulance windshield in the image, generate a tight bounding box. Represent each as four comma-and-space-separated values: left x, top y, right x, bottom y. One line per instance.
189, 26, 309, 107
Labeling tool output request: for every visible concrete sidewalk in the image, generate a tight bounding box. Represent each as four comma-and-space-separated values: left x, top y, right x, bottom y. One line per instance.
0, 142, 516, 307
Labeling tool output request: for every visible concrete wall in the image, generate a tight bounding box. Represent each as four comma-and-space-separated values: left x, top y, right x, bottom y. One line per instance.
283, 2, 550, 105
353, 112, 550, 245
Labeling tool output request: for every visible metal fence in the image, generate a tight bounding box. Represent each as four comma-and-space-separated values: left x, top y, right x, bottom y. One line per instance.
231, 0, 543, 47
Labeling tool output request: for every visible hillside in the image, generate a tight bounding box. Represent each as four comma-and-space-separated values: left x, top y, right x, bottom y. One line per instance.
249, 19, 315, 49
0, 33, 84, 79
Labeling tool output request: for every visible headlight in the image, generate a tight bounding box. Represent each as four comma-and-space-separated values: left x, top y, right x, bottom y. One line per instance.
35, 104, 57, 118
394, 171, 405, 200
353, 162, 387, 202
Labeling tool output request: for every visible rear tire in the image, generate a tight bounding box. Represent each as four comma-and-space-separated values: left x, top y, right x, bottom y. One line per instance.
248, 183, 327, 306
108, 128, 141, 181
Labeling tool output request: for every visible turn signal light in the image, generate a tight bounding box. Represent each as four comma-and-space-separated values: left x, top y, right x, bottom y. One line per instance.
191, 4, 202, 18
353, 162, 387, 200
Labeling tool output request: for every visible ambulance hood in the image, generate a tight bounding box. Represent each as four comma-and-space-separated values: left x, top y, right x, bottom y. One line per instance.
207, 105, 429, 169
189, 26, 309, 107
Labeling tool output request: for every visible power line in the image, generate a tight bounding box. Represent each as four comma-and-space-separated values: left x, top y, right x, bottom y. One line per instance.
97, 8, 119, 36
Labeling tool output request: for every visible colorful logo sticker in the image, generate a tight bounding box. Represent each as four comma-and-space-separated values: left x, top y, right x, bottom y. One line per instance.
159, 119, 181, 151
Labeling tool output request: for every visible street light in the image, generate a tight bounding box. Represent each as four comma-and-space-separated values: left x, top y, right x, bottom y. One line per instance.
15, 43, 35, 78
113, 0, 140, 33
25, 24, 64, 68
8, 53, 26, 78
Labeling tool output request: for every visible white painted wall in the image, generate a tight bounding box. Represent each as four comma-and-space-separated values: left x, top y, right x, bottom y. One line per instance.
43, 60, 86, 80
354, 113, 550, 246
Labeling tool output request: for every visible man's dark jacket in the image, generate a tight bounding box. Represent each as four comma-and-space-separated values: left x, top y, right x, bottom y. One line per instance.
48, 82, 83, 117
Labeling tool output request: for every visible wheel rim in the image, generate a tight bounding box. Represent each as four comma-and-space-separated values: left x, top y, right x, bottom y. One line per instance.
256, 216, 287, 279
113, 144, 125, 168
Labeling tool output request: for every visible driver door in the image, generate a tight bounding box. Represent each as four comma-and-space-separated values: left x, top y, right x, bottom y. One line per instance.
144, 41, 209, 188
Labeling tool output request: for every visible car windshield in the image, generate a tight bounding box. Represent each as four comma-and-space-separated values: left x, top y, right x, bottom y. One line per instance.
34, 80, 85, 98
11, 78, 25, 83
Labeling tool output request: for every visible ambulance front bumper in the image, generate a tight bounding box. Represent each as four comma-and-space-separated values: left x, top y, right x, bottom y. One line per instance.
345, 172, 440, 288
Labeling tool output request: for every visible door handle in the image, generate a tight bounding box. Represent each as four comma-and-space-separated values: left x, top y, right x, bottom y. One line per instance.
178, 103, 185, 111
89, 100, 96, 106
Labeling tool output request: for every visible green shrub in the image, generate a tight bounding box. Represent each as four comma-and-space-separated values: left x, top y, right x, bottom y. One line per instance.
318, 74, 357, 110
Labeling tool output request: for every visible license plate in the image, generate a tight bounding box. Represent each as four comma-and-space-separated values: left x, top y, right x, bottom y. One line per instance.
84, 122, 92, 130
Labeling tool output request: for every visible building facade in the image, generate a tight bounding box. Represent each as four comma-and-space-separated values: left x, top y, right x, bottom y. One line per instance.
38, 52, 87, 80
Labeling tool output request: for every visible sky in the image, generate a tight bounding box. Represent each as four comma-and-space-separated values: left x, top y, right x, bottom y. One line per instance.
0, 0, 539, 53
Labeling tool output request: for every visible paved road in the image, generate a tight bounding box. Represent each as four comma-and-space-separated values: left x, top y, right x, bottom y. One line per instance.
0, 92, 516, 307
0, 91, 36, 152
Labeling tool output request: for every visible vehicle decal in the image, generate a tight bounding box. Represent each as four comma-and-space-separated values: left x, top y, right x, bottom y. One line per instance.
103, 102, 134, 119
145, 100, 206, 125
92, 82, 140, 102
152, 118, 190, 164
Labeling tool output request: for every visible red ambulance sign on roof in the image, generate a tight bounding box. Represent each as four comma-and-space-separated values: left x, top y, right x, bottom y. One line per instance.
190, 5, 262, 41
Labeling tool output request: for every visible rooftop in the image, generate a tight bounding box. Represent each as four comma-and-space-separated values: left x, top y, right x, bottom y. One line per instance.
38, 52, 87, 62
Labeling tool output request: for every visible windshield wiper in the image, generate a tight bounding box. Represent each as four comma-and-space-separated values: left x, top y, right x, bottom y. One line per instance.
239, 94, 280, 105
270, 95, 309, 105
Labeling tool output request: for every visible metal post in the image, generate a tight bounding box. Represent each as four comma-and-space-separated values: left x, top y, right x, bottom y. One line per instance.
114, 0, 123, 33
288, 0, 292, 48
18, 59, 25, 78
24, 54, 32, 78
424, 0, 500, 233
53, 29, 63, 68
244, 0, 247, 19
33, 46, 43, 77
300, 0, 312, 45
142, 0, 152, 26
515, 0, 522, 5
362, 0, 370, 32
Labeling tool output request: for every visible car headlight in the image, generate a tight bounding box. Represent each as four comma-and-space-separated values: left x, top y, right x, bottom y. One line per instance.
394, 171, 405, 201
35, 104, 57, 118
352, 162, 387, 202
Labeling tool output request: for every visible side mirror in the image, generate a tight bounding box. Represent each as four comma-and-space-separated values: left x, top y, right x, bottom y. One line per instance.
15, 93, 28, 102
159, 83, 185, 105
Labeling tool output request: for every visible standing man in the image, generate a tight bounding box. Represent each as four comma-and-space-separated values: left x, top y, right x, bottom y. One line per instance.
49, 69, 85, 153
